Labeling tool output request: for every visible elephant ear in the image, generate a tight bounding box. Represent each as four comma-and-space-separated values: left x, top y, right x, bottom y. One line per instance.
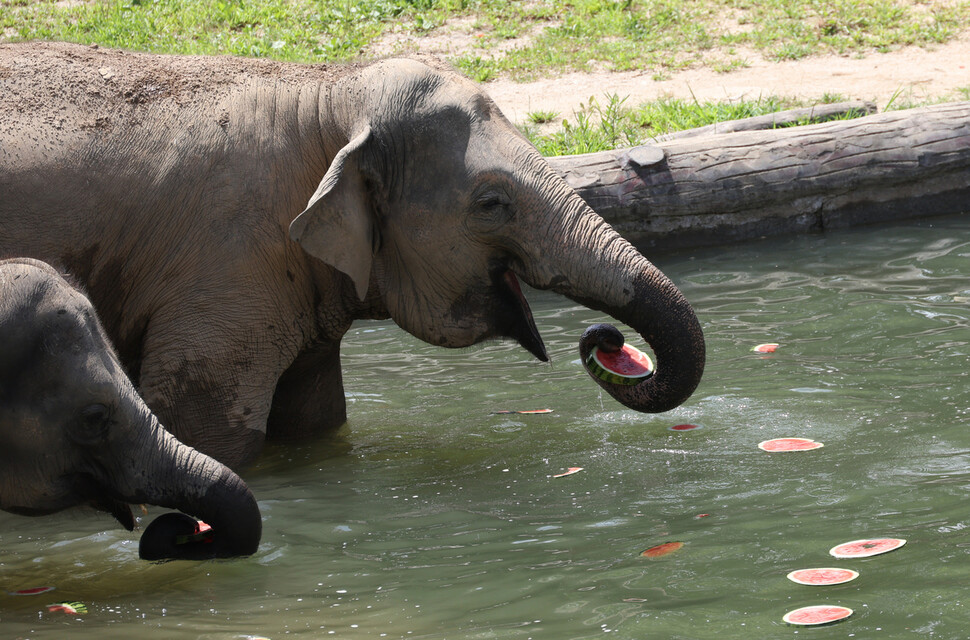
289, 127, 377, 301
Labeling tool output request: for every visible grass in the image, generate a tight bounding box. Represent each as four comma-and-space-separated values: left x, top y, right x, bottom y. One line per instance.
2, 0, 968, 154
519, 93, 867, 156
2, 0, 969, 77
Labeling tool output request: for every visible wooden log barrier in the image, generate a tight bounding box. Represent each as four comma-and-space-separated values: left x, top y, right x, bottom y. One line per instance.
654, 100, 877, 141
545, 101, 970, 251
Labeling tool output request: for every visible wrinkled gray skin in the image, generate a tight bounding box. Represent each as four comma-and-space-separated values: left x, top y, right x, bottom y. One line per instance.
0, 258, 261, 560
0, 43, 704, 470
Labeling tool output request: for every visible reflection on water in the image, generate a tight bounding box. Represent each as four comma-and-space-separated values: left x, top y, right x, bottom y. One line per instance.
3, 216, 970, 638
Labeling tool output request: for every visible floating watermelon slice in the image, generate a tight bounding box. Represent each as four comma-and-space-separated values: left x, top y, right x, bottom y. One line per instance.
758, 437, 824, 452
552, 467, 583, 478
753, 343, 779, 353
586, 344, 653, 386
829, 538, 906, 558
47, 601, 87, 615
8, 586, 55, 596
669, 424, 702, 431
787, 568, 859, 586
640, 541, 683, 558
492, 409, 553, 415
783, 605, 853, 626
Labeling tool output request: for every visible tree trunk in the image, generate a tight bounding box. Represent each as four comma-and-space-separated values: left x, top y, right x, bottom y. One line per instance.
545, 101, 970, 251
653, 100, 876, 141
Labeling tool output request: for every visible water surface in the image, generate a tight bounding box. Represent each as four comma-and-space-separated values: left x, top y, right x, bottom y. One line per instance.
3, 215, 970, 638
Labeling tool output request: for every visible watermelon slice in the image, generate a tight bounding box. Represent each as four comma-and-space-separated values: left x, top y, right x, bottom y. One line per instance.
783, 605, 853, 625
47, 601, 87, 615
176, 520, 214, 545
640, 541, 683, 558
586, 344, 653, 386
758, 437, 823, 452
492, 409, 553, 415
552, 467, 583, 478
8, 586, 55, 596
787, 568, 859, 586
829, 538, 905, 558
669, 424, 702, 431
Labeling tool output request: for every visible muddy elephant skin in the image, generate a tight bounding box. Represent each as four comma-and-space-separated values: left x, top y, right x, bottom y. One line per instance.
0, 258, 261, 560
0, 42, 704, 469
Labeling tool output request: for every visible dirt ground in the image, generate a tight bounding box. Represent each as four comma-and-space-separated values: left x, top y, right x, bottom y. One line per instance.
476, 34, 970, 125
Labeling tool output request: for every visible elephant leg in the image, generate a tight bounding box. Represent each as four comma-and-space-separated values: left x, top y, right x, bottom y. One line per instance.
135, 307, 300, 471
267, 339, 347, 442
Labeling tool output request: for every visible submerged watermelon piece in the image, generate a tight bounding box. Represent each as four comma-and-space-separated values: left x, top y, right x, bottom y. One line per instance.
783, 605, 853, 626
640, 541, 684, 558
787, 568, 859, 586
586, 344, 653, 386
829, 538, 906, 558
758, 437, 824, 452
669, 424, 702, 431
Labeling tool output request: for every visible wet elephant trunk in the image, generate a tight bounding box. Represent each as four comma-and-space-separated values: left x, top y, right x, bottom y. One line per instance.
119, 416, 261, 560
521, 192, 705, 413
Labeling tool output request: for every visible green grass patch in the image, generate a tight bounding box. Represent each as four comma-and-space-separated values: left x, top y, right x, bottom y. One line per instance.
520, 93, 881, 156
2, 0, 968, 79
2, 0, 967, 156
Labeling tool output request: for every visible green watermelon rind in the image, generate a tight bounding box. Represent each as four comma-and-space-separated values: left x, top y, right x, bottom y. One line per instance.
586, 345, 654, 386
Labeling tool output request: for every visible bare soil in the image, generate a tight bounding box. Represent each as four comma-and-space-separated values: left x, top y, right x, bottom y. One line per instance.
373, 25, 970, 124
484, 35, 970, 124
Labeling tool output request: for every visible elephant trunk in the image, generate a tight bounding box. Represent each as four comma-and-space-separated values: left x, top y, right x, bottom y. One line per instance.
520, 188, 705, 413
117, 416, 262, 561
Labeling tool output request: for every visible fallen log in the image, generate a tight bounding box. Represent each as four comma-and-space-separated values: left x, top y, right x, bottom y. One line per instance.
546, 101, 970, 251
654, 100, 877, 141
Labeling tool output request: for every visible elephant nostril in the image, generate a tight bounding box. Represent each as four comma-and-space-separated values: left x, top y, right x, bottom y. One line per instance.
582, 323, 625, 353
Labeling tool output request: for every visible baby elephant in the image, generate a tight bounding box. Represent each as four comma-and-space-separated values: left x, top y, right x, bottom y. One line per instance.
0, 258, 261, 560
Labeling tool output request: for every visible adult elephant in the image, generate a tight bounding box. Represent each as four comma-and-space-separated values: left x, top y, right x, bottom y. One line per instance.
0, 42, 704, 470
0, 258, 261, 561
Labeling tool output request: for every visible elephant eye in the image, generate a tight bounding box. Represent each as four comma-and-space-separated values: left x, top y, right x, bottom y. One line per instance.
70, 403, 111, 445
470, 191, 514, 231
477, 193, 511, 212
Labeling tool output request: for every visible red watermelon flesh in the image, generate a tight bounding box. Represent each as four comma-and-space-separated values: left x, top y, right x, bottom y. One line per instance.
758, 437, 823, 451
9, 586, 55, 596
787, 568, 859, 586
640, 541, 684, 558
830, 538, 905, 558
587, 344, 653, 386
783, 605, 853, 625
595, 345, 652, 376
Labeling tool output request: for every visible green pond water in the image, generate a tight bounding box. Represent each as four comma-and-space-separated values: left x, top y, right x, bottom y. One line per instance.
3, 214, 970, 638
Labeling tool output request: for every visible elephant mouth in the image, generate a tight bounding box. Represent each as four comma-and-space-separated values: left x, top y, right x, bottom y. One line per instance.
91, 496, 136, 531
71, 473, 137, 531
497, 269, 548, 362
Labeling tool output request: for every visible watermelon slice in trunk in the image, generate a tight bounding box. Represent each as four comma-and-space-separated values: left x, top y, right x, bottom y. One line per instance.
586, 344, 654, 386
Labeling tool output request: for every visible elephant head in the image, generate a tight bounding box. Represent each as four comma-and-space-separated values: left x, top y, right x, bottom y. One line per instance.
0, 258, 261, 560
290, 58, 704, 413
